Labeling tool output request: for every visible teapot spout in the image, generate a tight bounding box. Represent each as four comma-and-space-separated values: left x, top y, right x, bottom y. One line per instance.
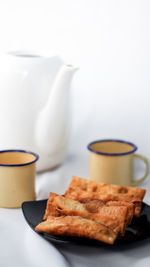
35, 64, 78, 154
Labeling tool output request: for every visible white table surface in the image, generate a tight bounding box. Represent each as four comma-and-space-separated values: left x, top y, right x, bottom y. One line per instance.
0, 150, 150, 267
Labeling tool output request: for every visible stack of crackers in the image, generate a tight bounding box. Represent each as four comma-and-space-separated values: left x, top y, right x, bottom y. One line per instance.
35, 176, 146, 245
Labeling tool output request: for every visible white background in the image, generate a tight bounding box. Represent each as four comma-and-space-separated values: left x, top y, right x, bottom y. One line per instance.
0, 0, 150, 164
0, 2, 150, 266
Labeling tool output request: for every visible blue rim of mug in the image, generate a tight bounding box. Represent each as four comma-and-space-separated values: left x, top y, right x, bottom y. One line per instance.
0, 149, 39, 167
87, 139, 138, 156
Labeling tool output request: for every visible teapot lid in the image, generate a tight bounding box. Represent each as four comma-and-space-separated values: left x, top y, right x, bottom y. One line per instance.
6, 50, 61, 59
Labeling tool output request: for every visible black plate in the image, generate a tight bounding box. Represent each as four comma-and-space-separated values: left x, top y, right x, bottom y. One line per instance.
22, 200, 150, 246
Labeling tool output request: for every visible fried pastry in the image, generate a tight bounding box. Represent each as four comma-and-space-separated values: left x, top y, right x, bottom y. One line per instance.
43, 192, 61, 219
35, 215, 117, 245
66, 176, 146, 200
65, 188, 141, 217
78, 198, 134, 225
35, 176, 146, 245
65, 176, 145, 216
44, 193, 128, 236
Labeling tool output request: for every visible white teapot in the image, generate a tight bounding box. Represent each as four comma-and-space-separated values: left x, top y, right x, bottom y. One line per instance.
0, 51, 78, 171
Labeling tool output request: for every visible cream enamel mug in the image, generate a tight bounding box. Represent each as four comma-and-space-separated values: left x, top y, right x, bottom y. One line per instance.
87, 139, 149, 186
0, 150, 39, 208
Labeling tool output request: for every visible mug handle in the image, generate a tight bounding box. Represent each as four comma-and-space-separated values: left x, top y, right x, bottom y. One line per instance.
131, 154, 149, 186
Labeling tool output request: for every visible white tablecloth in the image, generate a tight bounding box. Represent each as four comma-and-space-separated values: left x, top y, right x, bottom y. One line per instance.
0, 151, 150, 267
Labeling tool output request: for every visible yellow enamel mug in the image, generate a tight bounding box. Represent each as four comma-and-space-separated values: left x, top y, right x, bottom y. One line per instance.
87, 139, 149, 186
0, 150, 39, 208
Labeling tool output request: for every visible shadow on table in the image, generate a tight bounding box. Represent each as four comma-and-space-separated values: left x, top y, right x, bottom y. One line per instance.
54, 238, 150, 267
